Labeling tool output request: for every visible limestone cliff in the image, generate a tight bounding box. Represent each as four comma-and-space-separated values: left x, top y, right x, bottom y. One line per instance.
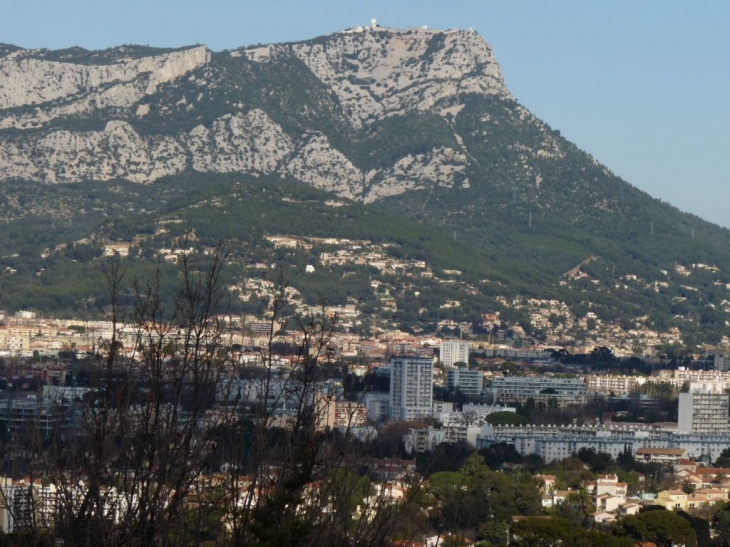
0, 27, 514, 201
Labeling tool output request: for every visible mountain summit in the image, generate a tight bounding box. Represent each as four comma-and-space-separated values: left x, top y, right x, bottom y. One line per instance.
0, 27, 511, 202
0, 28, 729, 348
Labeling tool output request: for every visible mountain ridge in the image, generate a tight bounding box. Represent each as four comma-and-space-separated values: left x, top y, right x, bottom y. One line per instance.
0, 27, 729, 351
0, 27, 510, 203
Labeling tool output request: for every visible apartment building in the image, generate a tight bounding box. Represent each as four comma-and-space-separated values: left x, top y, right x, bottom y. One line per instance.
678, 391, 730, 434
715, 354, 730, 372
447, 368, 483, 396
389, 356, 434, 421
487, 376, 588, 407
476, 423, 730, 463
585, 375, 645, 395
440, 340, 470, 368
363, 393, 390, 423
314, 394, 367, 431
403, 427, 446, 453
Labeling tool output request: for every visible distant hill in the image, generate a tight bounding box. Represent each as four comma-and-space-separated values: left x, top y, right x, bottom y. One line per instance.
0, 27, 728, 349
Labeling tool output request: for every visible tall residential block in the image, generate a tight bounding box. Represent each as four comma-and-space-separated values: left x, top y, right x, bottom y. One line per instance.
715, 354, 730, 372
678, 391, 730, 434
440, 340, 470, 368
389, 356, 434, 421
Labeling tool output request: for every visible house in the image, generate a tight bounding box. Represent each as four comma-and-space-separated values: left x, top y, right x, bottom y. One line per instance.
676, 466, 730, 488
535, 474, 556, 494
674, 471, 704, 491
655, 487, 728, 511
656, 489, 689, 510
594, 494, 623, 513
673, 458, 697, 474
620, 502, 641, 516
103, 243, 131, 257
553, 490, 570, 505
593, 473, 628, 498
593, 511, 615, 524
689, 488, 729, 509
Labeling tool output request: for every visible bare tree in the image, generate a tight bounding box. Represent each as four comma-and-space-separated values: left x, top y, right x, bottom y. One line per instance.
0, 256, 423, 547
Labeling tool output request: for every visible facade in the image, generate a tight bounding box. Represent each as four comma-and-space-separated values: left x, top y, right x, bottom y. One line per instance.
314, 394, 367, 431
487, 376, 588, 407
594, 474, 628, 498
446, 368, 483, 396
389, 356, 434, 421
440, 340, 470, 368
403, 427, 447, 453
364, 393, 390, 423
585, 375, 645, 396
678, 391, 730, 434
0, 394, 73, 435
715, 354, 730, 372
635, 447, 687, 465
462, 403, 516, 419
476, 423, 730, 463
0, 479, 57, 533
657, 488, 729, 511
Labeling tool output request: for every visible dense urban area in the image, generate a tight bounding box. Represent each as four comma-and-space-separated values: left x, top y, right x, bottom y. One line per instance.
1, 252, 730, 547
2, 19, 730, 547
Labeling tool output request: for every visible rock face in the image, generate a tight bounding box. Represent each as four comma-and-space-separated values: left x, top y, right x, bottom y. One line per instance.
188, 110, 293, 175
0, 46, 211, 128
0, 27, 515, 201
290, 28, 508, 128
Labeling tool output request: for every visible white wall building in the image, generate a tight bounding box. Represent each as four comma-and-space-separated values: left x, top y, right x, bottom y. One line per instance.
440, 340, 469, 368
447, 368, 483, 396
487, 376, 588, 407
389, 356, 433, 421
476, 423, 730, 464
678, 391, 730, 434
364, 393, 390, 423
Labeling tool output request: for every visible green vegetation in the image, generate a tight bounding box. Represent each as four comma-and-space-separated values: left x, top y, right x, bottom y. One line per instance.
510, 517, 633, 547
2, 32, 730, 346
615, 510, 697, 547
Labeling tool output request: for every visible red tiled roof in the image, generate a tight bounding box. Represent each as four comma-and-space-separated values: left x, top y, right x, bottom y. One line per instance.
695, 467, 730, 476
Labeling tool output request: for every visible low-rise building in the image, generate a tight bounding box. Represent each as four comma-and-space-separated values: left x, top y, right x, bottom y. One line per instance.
635, 447, 687, 466
403, 427, 446, 454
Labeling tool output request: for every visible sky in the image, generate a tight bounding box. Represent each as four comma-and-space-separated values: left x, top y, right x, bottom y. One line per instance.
2, 1, 729, 227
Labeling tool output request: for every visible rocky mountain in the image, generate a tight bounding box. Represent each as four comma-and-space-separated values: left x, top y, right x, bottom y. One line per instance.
1, 26, 729, 350
0, 28, 503, 200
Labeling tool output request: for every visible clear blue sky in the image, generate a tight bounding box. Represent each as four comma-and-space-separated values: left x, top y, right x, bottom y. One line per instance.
2, 1, 729, 227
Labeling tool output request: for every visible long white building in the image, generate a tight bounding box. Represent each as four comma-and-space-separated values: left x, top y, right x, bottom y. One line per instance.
476, 423, 730, 463
447, 368, 483, 396
487, 376, 588, 407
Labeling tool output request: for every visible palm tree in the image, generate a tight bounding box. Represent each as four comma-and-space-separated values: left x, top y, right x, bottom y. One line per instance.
566, 488, 592, 513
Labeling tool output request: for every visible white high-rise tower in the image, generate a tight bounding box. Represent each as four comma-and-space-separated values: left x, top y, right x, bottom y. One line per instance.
440, 339, 469, 368
389, 356, 433, 421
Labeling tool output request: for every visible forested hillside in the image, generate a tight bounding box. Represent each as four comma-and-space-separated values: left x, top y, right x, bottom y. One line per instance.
0, 27, 729, 347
